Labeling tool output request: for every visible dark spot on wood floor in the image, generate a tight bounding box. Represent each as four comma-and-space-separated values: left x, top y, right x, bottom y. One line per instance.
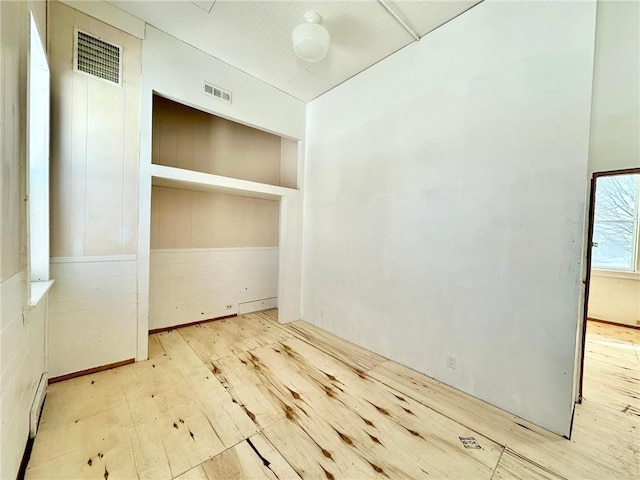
240, 358, 248, 365
323, 386, 335, 397
173, 423, 178, 429
405, 427, 423, 439
321, 448, 333, 460
98, 453, 103, 459
323, 371, 338, 382
360, 416, 374, 427
152, 364, 155, 368
87, 458, 92, 466
373, 404, 390, 416
369, 433, 382, 445
321, 466, 335, 480
189, 430, 195, 440
403, 408, 415, 415
394, 394, 406, 402
288, 388, 301, 400
91, 381, 94, 385
103, 467, 109, 480
179, 418, 184, 423
284, 405, 297, 421
243, 407, 256, 421
368, 462, 385, 475
211, 364, 221, 374
334, 429, 354, 446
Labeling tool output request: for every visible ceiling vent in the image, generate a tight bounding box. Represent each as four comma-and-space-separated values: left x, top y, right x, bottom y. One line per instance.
74, 29, 122, 85
202, 81, 232, 103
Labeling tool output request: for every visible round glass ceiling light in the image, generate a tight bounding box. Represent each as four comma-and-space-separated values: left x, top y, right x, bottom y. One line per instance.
291, 11, 330, 62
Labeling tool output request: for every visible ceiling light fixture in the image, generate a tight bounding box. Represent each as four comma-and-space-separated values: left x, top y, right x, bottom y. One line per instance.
291, 11, 330, 63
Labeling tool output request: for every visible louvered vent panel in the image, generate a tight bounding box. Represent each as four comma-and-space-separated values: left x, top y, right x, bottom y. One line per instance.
202, 81, 232, 103
76, 31, 121, 84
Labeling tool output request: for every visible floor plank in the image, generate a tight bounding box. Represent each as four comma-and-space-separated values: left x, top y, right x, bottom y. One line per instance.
491, 449, 564, 480
174, 433, 300, 480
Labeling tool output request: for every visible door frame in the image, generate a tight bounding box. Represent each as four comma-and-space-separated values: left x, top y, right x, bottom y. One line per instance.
577, 167, 640, 403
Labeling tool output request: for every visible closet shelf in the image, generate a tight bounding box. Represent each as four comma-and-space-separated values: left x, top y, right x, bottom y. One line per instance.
150, 164, 300, 200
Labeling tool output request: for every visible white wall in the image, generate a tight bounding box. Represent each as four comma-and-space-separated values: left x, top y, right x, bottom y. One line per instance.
0, 1, 49, 478
48, 1, 142, 378
585, 0, 640, 329
48, 257, 137, 378
588, 0, 640, 174
303, 0, 596, 436
588, 272, 640, 327
149, 248, 278, 330
138, 25, 306, 359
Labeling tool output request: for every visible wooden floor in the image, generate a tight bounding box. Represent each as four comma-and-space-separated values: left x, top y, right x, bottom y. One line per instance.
27, 312, 639, 479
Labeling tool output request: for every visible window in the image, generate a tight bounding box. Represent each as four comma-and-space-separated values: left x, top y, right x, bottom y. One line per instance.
27, 12, 52, 304
592, 173, 640, 272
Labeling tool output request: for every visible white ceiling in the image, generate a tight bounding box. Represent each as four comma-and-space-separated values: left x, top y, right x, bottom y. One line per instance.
107, 0, 482, 102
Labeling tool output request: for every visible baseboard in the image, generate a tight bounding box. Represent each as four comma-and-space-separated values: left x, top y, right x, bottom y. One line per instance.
587, 317, 640, 330
149, 314, 238, 334
48, 358, 135, 384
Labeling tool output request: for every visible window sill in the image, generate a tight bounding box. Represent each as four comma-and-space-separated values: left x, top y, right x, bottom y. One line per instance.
591, 269, 640, 281
29, 279, 55, 307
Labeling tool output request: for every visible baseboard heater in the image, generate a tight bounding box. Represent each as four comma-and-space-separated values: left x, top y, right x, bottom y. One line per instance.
238, 297, 277, 315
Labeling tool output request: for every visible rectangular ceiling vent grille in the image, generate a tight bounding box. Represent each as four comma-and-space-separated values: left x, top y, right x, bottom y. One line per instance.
203, 81, 232, 103
75, 30, 122, 85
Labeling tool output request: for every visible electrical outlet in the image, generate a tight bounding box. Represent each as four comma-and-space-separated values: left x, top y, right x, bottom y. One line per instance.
447, 355, 456, 370
225, 304, 233, 310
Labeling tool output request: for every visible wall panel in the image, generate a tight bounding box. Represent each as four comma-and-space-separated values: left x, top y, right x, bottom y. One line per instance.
152, 95, 283, 186
149, 248, 278, 330
50, 1, 141, 257
48, 258, 138, 378
151, 186, 279, 249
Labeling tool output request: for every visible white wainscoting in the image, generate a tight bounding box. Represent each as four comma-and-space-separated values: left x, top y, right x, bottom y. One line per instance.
0, 272, 48, 479
149, 247, 278, 330
48, 256, 138, 378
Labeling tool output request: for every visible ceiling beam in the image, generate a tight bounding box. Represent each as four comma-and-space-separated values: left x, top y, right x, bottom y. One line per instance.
377, 0, 420, 42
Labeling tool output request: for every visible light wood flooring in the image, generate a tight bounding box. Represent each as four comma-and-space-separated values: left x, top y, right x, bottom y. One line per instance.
26, 312, 639, 479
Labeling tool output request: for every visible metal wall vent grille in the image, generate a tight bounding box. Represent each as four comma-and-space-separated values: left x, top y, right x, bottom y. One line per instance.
75, 30, 121, 84
203, 81, 232, 103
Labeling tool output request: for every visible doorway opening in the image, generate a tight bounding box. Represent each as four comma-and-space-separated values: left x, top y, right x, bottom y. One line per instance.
577, 168, 640, 414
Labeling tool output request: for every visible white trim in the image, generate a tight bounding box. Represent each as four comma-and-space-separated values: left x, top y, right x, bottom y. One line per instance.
51, 255, 137, 264
591, 268, 640, 280
29, 280, 54, 307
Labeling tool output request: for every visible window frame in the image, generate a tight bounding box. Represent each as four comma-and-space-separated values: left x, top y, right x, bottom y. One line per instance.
26, 11, 54, 306
591, 173, 640, 275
